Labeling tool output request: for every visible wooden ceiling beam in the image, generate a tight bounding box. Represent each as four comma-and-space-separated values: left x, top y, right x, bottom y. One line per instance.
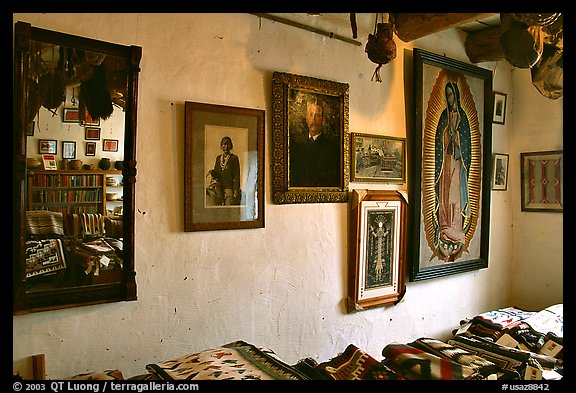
391, 13, 497, 42
465, 26, 505, 63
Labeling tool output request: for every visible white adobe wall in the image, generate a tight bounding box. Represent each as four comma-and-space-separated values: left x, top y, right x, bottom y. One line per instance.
13, 13, 561, 379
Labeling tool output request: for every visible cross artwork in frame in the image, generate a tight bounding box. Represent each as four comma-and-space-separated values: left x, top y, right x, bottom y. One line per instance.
408, 48, 493, 281
521, 150, 563, 213
348, 189, 407, 312
184, 101, 265, 231
271, 71, 349, 204
351, 133, 406, 183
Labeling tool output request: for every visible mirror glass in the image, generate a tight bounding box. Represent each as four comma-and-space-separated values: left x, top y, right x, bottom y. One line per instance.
13, 22, 140, 314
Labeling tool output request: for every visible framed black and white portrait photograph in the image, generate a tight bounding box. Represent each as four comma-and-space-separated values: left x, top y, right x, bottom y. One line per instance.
492, 153, 509, 191
184, 101, 265, 231
493, 91, 507, 125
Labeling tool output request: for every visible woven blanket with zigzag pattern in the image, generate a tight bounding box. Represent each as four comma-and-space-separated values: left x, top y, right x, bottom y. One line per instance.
382, 342, 482, 380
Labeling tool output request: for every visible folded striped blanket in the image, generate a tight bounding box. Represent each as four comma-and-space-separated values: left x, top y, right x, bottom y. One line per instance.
472, 307, 535, 330
82, 213, 105, 237
315, 344, 401, 380
26, 211, 65, 237
409, 338, 499, 378
382, 343, 480, 380
382, 342, 480, 380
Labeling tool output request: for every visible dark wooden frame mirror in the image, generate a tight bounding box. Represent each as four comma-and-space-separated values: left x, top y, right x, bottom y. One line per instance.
13, 21, 141, 314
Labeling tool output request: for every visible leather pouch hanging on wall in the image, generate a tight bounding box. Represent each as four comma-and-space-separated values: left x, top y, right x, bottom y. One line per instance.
365, 21, 396, 82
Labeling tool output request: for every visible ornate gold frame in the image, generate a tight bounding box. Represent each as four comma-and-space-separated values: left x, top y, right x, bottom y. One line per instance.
271, 72, 349, 204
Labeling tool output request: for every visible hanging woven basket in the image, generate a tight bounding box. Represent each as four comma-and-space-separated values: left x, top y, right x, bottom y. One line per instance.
365, 20, 396, 82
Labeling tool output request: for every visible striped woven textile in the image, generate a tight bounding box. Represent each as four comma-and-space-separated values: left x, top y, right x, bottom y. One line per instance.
82, 213, 105, 237
382, 342, 480, 380
26, 211, 65, 237
409, 338, 499, 378
315, 344, 401, 380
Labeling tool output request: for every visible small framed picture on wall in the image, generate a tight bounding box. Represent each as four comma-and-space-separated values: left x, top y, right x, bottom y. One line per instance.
85, 142, 97, 156
103, 139, 119, 152
492, 153, 509, 191
39, 139, 57, 154
493, 91, 507, 125
62, 108, 79, 123
85, 127, 101, 140
62, 141, 76, 159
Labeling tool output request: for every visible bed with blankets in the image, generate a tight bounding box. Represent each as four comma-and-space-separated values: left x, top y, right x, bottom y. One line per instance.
24, 210, 124, 286
51, 303, 563, 381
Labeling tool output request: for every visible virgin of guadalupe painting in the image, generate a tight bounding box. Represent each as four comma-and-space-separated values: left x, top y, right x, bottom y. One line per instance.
410, 48, 491, 281
423, 71, 482, 263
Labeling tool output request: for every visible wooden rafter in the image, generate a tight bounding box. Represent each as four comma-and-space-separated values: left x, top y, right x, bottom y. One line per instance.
391, 13, 498, 42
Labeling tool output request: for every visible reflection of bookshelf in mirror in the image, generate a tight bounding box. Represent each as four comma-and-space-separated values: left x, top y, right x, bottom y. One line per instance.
28, 170, 122, 215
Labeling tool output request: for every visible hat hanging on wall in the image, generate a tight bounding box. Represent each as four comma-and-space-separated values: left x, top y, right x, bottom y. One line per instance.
365, 13, 397, 82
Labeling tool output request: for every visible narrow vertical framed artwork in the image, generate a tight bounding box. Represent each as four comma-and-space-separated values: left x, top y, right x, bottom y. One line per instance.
271, 71, 349, 204
492, 153, 509, 191
62, 141, 76, 159
521, 150, 563, 213
492, 91, 507, 125
409, 48, 493, 281
85, 142, 97, 156
348, 189, 407, 312
184, 101, 265, 231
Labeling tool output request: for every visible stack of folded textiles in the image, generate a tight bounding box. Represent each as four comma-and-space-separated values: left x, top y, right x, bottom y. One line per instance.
449, 304, 563, 380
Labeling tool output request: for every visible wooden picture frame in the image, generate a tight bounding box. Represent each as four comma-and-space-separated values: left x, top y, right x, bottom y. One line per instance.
520, 150, 563, 213
351, 133, 406, 183
38, 139, 57, 154
85, 142, 97, 156
492, 153, 509, 191
85, 127, 101, 140
408, 48, 492, 281
103, 139, 119, 152
184, 101, 265, 231
492, 91, 507, 125
271, 71, 349, 204
62, 141, 76, 159
348, 189, 407, 312
62, 108, 79, 123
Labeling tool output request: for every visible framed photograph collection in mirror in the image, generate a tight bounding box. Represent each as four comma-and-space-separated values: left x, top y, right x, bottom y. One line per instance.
13, 21, 141, 314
